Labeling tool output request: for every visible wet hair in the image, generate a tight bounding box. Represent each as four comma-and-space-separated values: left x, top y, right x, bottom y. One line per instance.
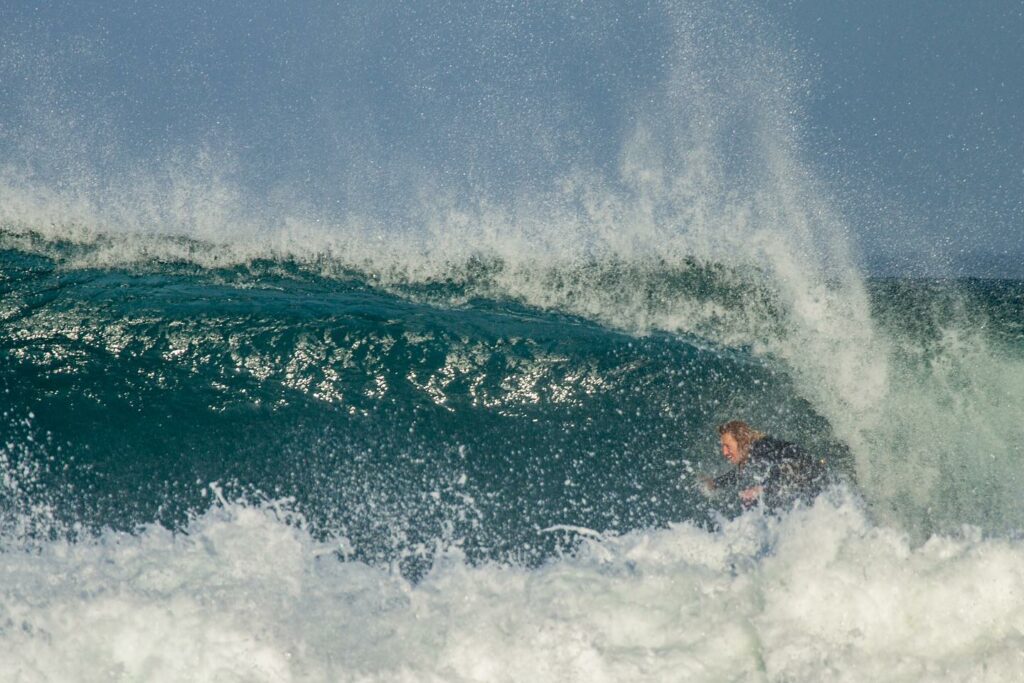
717, 420, 765, 456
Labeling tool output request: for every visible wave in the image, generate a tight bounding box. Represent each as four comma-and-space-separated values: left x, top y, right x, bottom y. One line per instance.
4, 241, 1024, 549
1, 0, 1022, 563
1, 0, 890, 554
2, 245, 854, 569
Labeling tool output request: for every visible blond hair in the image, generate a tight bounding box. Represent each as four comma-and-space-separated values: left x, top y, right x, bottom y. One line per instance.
717, 420, 765, 456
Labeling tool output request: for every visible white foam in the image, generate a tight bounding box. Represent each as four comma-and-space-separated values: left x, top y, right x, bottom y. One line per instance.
3, 494, 1024, 681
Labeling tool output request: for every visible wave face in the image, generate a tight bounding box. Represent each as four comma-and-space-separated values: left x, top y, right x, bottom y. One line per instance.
4, 239, 1023, 542
0, 246, 846, 566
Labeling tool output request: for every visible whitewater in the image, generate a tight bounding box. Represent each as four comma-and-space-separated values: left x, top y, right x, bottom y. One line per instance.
5, 493, 1024, 681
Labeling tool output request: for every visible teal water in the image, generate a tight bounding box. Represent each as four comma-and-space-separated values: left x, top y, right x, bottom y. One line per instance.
1, 243, 850, 570
5, 237, 1022, 573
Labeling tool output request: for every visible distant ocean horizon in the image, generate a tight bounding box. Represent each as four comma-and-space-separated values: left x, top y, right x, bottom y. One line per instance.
867, 249, 1024, 279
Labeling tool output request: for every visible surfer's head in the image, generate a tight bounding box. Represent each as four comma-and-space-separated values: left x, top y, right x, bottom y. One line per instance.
717, 420, 764, 465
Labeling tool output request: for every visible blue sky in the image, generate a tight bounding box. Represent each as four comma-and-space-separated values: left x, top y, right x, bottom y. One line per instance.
1, 1, 1021, 274
781, 0, 1023, 274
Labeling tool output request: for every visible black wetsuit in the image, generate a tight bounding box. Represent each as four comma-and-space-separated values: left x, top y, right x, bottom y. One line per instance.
714, 437, 828, 509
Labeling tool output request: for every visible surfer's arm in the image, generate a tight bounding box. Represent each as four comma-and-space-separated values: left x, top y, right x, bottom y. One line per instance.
704, 468, 738, 491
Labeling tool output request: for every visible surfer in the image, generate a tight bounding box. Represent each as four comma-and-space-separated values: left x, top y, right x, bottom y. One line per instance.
702, 420, 828, 509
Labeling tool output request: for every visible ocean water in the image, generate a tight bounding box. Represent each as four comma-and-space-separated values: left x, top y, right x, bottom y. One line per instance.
3, 2, 1024, 681
3, 235, 1024, 681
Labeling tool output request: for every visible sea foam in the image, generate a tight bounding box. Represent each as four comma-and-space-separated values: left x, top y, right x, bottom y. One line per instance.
3, 492, 1023, 682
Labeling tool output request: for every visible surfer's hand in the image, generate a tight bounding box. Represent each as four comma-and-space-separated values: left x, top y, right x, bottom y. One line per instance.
739, 485, 762, 505
699, 475, 716, 491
